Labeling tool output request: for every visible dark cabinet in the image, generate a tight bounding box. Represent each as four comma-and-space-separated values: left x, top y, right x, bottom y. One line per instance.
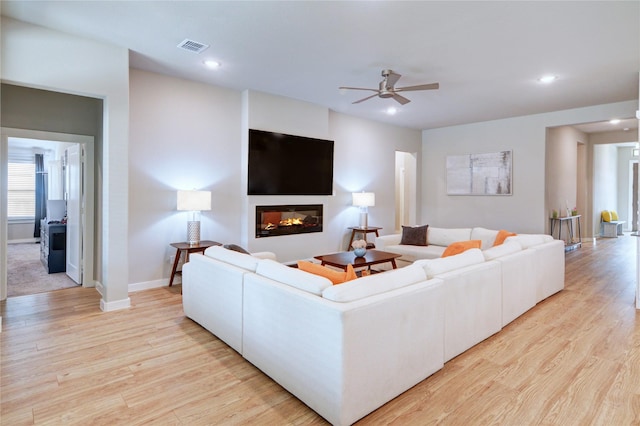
41, 220, 66, 273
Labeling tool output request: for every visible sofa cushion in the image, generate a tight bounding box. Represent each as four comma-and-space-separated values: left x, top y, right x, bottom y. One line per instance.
441, 240, 482, 258
505, 234, 553, 249
493, 230, 517, 246
204, 245, 261, 271
427, 227, 472, 247
470, 227, 499, 249
482, 241, 522, 260
256, 259, 332, 295
415, 248, 485, 278
297, 261, 357, 285
602, 210, 612, 222
322, 264, 428, 302
382, 244, 445, 261
400, 225, 428, 246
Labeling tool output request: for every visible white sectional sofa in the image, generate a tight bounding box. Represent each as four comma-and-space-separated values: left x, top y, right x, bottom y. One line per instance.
375, 226, 503, 265
182, 231, 564, 426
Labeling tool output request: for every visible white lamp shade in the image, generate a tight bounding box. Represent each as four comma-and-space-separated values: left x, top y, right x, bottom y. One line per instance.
177, 190, 211, 211
352, 192, 375, 207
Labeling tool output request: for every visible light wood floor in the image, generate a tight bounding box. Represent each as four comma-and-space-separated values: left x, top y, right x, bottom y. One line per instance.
1, 236, 639, 425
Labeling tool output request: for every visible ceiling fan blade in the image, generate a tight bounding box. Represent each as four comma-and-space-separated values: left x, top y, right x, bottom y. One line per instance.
353, 93, 380, 104
392, 93, 411, 105
339, 86, 379, 92
395, 82, 440, 92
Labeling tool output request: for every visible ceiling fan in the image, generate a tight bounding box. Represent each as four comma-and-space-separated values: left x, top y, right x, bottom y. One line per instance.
339, 69, 439, 105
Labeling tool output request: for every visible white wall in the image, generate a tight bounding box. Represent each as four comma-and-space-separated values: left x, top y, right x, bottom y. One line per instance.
422, 101, 638, 234
128, 69, 242, 286
128, 74, 422, 278
546, 126, 582, 218
2, 17, 130, 309
593, 144, 618, 235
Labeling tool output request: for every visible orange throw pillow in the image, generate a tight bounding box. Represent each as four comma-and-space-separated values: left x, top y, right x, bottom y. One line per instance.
493, 230, 517, 246
297, 261, 357, 285
441, 240, 482, 258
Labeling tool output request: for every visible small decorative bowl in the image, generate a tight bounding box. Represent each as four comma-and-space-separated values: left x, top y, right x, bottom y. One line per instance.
353, 247, 367, 257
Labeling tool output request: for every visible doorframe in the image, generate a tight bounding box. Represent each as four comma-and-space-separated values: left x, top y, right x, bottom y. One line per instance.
395, 151, 417, 231
1, 127, 95, 301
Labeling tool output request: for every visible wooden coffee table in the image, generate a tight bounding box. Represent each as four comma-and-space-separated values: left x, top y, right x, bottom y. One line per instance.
314, 249, 402, 272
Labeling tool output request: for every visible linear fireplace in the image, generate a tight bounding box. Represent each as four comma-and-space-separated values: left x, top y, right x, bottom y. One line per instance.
256, 204, 323, 238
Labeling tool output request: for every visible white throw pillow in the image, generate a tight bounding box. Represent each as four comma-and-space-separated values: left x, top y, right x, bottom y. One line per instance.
255, 259, 332, 296
427, 227, 473, 247
204, 246, 261, 271
471, 227, 500, 249
414, 248, 485, 278
482, 241, 522, 260
322, 264, 427, 302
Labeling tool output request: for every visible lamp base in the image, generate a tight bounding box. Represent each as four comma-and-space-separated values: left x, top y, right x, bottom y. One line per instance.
187, 221, 201, 245
359, 212, 368, 229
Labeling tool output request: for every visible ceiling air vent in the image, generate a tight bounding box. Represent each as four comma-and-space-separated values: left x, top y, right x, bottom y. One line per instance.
177, 39, 209, 54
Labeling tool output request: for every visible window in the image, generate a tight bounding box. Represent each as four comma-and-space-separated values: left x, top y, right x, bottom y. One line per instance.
8, 162, 36, 218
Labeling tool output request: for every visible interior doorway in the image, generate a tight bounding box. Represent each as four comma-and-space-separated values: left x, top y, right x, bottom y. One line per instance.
1, 128, 95, 301
395, 151, 417, 231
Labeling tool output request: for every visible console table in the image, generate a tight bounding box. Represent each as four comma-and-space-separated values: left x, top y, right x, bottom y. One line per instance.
169, 240, 221, 287
550, 215, 582, 252
347, 226, 382, 250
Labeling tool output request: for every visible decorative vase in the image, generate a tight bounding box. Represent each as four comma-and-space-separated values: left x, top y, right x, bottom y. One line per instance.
354, 247, 367, 257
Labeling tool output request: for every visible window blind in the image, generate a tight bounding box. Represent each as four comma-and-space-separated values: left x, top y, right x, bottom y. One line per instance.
8, 162, 36, 218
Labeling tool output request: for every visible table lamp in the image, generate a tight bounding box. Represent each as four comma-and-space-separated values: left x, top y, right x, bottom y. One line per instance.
177, 190, 211, 245
352, 191, 375, 228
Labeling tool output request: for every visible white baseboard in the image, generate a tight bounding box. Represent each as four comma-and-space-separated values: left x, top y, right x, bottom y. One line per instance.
129, 278, 169, 293
8, 238, 39, 244
95, 281, 104, 296
100, 296, 131, 312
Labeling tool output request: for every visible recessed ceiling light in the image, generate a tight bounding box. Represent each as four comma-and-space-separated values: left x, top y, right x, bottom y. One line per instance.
386, 106, 397, 115
538, 75, 557, 84
609, 119, 621, 125
204, 60, 221, 69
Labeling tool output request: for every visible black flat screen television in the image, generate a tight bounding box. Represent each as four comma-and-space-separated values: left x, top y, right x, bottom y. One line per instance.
248, 129, 334, 195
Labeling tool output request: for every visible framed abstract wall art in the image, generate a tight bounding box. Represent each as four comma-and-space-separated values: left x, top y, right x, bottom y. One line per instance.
446, 150, 512, 195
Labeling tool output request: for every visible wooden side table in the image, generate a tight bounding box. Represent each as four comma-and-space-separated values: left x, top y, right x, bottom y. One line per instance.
169, 240, 221, 286
347, 226, 382, 250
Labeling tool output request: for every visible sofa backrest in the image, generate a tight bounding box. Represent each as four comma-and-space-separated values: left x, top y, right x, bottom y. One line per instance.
204, 245, 262, 271
414, 248, 485, 278
504, 234, 553, 249
427, 227, 472, 247
482, 241, 522, 260
470, 227, 500, 250
322, 264, 428, 302
255, 259, 332, 296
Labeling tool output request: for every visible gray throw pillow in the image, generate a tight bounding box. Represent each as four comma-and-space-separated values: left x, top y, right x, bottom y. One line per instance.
400, 225, 429, 246
223, 244, 251, 255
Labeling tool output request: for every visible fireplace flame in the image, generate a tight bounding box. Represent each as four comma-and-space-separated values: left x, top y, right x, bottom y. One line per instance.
279, 218, 304, 226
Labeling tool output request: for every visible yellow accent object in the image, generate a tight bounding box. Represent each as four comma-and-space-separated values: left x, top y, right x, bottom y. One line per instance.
297, 261, 357, 285
601, 210, 612, 222
611, 210, 619, 220
441, 240, 482, 258
493, 230, 517, 247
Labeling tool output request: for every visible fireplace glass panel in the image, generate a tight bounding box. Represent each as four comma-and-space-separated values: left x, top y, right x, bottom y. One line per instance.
256, 204, 323, 238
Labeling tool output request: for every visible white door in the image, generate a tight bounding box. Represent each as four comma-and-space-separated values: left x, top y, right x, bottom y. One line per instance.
66, 144, 83, 284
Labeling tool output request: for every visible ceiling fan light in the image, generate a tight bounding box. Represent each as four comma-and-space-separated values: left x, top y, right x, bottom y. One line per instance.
538, 75, 557, 84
